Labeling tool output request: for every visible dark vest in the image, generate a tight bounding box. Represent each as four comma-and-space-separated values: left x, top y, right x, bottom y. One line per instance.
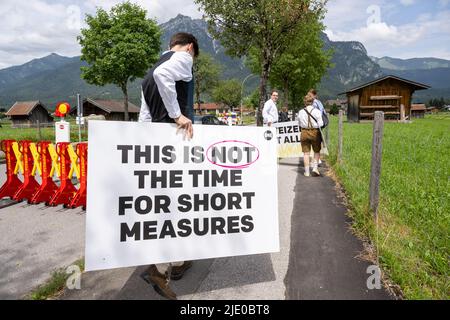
141, 51, 190, 123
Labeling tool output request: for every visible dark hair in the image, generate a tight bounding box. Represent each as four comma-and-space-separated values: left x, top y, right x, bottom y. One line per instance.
271, 90, 279, 96
169, 32, 199, 57
309, 89, 317, 95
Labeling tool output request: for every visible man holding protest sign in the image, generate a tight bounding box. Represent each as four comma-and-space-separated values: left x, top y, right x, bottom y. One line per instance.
138, 32, 199, 299
86, 121, 280, 301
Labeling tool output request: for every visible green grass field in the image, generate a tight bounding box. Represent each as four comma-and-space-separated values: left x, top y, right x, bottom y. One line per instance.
241, 114, 257, 126
0, 120, 87, 143
327, 113, 450, 299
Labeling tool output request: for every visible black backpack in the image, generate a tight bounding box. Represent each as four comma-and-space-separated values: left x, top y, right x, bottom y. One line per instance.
321, 110, 329, 129
312, 100, 329, 128
279, 111, 290, 123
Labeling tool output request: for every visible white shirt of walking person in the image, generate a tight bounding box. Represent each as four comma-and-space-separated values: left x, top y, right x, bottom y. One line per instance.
263, 91, 279, 126
298, 105, 324, 129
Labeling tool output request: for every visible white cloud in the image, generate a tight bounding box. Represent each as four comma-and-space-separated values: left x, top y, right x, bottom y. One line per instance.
0, 0, 83, 69
0, 0, 203, 69
325, 0, 450, 60
417, 13, 433, 22
327, 21, 425, 47
324, 0, 374, 31
83, 0, 202, 23
327, 12, 450, 59
400, 0, 415, 6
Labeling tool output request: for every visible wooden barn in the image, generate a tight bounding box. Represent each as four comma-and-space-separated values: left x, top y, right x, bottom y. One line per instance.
194, 103, 229, 115
78, 98, 140, 121
410, 104, 427, 119
5, 101, 53, 128
342, 75, 430, 122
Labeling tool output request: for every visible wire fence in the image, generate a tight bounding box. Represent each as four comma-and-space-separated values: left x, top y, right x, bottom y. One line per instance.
7, 122, 54, 129
0, 120, 88, 143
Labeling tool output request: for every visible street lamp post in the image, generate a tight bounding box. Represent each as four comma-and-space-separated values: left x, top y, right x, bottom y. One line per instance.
240, 74, 257, 125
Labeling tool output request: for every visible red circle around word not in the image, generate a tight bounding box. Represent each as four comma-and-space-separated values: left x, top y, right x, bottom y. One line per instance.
206, 140, 260, 169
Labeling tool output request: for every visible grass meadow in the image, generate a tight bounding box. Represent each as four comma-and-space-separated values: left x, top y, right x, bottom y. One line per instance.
326, 113, 449, 299
0, 119, 87, 144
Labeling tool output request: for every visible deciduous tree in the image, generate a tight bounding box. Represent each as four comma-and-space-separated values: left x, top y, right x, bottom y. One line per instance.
193, 53, 222, 114
195, 0, 327, 126
78, 2, 161, 121
212, 79, 242, 110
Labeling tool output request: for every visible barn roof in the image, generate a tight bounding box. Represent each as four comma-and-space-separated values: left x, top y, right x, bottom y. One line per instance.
85, 98, 140, 114
326, 99, 348, 106
411, 104, 427, 111
194, 103, 225, 110
342, 75, 431, 95
5, 101, 47, 116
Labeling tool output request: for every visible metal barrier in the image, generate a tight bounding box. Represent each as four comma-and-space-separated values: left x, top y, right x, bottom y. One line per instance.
29, 141, 59, 204
13, 141, 40, 202
68, 143, 87, 209
0, 140, 88, 210
0, 140, 23, 199
47, 143, 78, 207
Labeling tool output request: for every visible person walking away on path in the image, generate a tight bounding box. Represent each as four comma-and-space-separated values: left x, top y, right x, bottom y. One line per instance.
138, 32, 199, 300
298, 93, 323, 177
263, 90, 279, 126
308, 89, 327, 167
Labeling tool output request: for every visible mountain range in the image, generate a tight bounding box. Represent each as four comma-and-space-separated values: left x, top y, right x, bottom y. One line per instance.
1, 14, 449, 110
371, 56, 450, 70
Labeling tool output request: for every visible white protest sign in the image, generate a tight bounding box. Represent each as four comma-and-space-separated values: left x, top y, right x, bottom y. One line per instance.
273, 121, 302, 158
85, 121, 279, 271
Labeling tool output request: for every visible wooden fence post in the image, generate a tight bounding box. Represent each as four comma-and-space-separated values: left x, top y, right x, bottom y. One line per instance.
369, 111, 385, 219
338, 110, 344, 162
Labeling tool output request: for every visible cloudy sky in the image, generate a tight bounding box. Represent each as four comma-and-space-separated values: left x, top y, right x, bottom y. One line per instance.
0, 0, 449, 69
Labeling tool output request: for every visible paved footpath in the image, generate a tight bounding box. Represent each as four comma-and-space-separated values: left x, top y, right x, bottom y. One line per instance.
284, 160, 390, 299
0, 159, 392, 299
60, 158, 391, 300
0, 167, 84, 299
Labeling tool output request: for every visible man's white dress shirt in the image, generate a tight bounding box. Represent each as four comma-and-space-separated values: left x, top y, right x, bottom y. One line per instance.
139, 51, 193, 122
263, 99, 279, 125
